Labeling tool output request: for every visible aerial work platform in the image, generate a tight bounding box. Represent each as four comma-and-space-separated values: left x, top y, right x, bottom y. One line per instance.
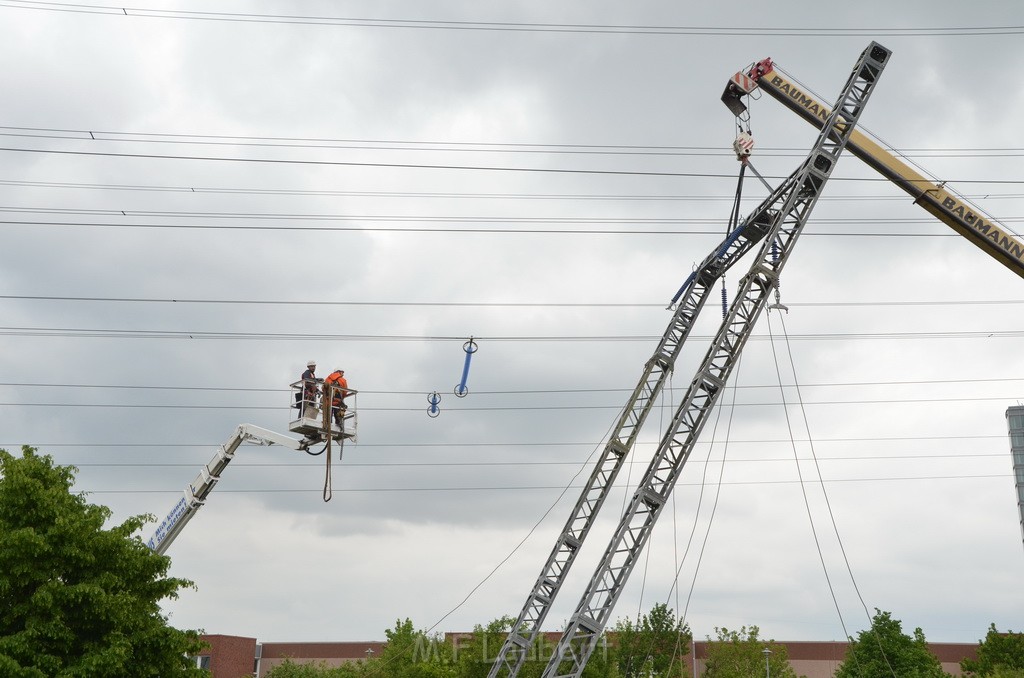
288, 380, 358, 443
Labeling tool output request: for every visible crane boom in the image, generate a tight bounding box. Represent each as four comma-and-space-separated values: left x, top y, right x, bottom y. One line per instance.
487, 102, 876, 678
486, 46, 900, 678
536, 42, 889, 678
488, 162, 777, 678
723, 59, 1024, 278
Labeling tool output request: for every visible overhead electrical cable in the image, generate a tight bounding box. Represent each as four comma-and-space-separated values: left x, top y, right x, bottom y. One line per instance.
0, 326, 1020, 342
3, 206, 1024, 226
8, 435, 1002, 449
0, 218, 1009, 236
1, 294, 1022, 309
1, 395, 1019, 411
15, 377, 1024, 397
0, 144, 1019, 184
2, 2, 1023, 37
3, 177, 1023, 203
77, 474, 1015, 496
2, 125, 1021, 159
0, 144, 826, 178
62, 452, 1012, 468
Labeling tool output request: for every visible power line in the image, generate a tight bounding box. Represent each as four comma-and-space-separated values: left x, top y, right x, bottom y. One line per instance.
0, 295, 672, 308
0, 144, 806, 179
3, 125, 1024, 159
5, 434, 1006, 451
0, 326, 1020, 342
1, 145, 1020, 185
77, 474, 1014, 496
1, 395, 1020, 412
62, 452, 1011, 468
3, 177, 1023, 203
3, 206, 1023, 226
3, 2, 1023, 37
1, 294, 1023, 309
2, 375, 1019, 394
0, 217, 997, 236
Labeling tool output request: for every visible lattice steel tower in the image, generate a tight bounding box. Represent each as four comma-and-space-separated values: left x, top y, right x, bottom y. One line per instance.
1007, 405, 1024, 551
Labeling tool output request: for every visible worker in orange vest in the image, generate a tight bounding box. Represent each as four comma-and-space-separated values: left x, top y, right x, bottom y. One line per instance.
323, 368, 349, 426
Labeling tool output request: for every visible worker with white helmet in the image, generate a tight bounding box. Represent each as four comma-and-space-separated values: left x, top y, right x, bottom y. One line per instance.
300, 360, 321, 417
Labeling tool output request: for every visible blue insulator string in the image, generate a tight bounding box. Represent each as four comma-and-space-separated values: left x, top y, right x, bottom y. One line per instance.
720, 279, 728, 319
455, 338, 478, 397
427, 391, 441, 418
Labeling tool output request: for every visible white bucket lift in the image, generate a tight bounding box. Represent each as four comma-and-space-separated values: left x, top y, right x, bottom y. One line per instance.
288, 380, 358, 443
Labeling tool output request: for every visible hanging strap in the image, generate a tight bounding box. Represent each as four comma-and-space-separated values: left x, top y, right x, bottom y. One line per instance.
322, 386, 333, 502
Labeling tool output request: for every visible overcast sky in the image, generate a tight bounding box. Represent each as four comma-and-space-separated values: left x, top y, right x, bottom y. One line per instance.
1, 0, 1022, 650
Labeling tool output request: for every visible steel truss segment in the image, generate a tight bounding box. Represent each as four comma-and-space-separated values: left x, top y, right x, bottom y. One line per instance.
537, 42, 889, 678
487, 219, 782, 675
489, 117, 832, 678
486, 170, 793, 678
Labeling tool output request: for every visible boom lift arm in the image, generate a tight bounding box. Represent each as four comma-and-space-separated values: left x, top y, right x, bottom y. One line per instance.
535, 42, 889, 678
146, 424, 307, 555
722, 58, 1024, 278
147, 383, 358, 555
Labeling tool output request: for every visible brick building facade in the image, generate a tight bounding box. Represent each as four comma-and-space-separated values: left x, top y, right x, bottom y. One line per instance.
196, 633, 978, 678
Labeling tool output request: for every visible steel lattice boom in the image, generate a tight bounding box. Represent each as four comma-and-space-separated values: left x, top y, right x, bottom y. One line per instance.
535, 42, 890, 678
485, 77, 834, 678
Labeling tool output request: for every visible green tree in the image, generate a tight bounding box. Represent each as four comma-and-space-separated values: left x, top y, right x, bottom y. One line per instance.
834, 609, 950, 678
962, 624, 1024, 677
264, 659, 359, 678
453, 616, 611, 678
701, 626, 797, 678
0, 447, 205, 677
377, 618, 455, 678
613, 603, 691, 678
454, 617, 522, 678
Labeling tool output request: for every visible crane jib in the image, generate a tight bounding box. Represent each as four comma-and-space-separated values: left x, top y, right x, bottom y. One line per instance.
938, 195, 1024, 263
758, 69, 1024, 276
767, 75, 830, 121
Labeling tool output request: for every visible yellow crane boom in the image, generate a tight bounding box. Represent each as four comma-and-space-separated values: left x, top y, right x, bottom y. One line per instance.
723, 58, 1024, 279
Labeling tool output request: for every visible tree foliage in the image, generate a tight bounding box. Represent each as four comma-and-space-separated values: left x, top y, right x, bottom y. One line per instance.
834, 609, 950, 678
262, 616, 619, 678
451, 615, 611, 678
0, 447, 205, 677
452, 616, 520, 678
378, 618, 454, 678
961, 624, 1024, 677
700, 626, 797, 678
265, 659, 363, 678
613, 603, 691, 678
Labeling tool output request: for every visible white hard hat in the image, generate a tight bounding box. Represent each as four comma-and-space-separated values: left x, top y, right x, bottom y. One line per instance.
307, 360, 316, 367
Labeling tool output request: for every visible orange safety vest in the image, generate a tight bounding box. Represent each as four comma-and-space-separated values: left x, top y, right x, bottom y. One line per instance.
324, 371, 348, 405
